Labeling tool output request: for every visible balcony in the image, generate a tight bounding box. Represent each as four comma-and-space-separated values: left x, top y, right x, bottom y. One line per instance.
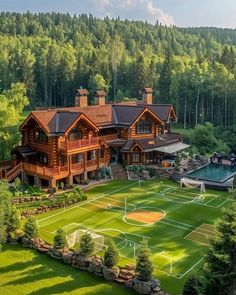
60, 138, 99, 152
23, 162, 69, 178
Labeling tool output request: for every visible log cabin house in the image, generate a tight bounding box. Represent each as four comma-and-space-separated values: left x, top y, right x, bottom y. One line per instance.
1, 88, 189, 188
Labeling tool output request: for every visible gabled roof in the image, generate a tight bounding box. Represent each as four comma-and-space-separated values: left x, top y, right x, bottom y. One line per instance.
20, 110, 99, 135
20, 101, 176, 136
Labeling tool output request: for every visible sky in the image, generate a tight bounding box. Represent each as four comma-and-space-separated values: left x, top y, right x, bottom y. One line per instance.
0, 0, 236, 28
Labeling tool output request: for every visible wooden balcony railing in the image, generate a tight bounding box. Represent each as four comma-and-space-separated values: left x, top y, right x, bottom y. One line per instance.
71, 162, 84, 171
23, 163, 69, 177
86, 159, 97, 167
60, 138, 99, 151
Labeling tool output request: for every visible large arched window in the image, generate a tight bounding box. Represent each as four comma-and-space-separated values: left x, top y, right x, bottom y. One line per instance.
136, 118, 152, 134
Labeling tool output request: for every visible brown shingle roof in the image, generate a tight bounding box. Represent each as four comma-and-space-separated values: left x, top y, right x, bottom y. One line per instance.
122, 133, 181, 152
22, 102, 175, 135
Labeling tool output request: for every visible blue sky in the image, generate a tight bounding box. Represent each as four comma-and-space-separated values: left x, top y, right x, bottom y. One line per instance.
0, 0, 236, 28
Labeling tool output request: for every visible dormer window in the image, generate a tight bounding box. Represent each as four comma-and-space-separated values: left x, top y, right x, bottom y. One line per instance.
136, 118, 152, 134
34, 128, 48, 143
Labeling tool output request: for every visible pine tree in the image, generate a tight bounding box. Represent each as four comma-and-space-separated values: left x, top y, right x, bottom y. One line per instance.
79, 231, 95, 257
159, 47, 172, 103
135, 240, 153, 282
200, 207, 236, 295
104, 240, 119, 268
53, 229, 68, 249
23, 217, 39, 240
182, 275, 199, 295
4, 205, 20, 241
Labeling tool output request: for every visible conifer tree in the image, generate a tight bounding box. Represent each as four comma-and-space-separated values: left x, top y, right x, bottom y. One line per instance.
135, 240, 153, 282
23, 217, 39, 240
182, 275, 199, 295
104, 240, 119, 268
4, 205, 20, 241
200, 207, 236, 295
79, 231, 95, 257
159, 47, 172, 103
53, 229, 68, 249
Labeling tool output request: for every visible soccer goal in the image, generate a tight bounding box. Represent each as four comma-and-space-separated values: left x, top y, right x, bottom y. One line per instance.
66, 229, 104, 251
180, 178, 206, 193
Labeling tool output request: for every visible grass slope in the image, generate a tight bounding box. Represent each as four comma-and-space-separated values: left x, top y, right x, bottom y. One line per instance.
0, 245, 134, 295
35, 179, 232, 294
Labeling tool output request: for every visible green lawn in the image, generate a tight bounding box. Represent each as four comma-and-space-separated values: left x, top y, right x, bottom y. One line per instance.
34, 179, 233, 295
0, 245, 134, 295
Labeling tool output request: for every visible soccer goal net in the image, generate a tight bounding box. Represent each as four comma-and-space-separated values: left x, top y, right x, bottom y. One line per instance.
180, 178, 206, 193
66, 229, 105, 251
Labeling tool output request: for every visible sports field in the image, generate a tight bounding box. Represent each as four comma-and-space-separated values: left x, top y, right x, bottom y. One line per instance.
36, 179, 232, 294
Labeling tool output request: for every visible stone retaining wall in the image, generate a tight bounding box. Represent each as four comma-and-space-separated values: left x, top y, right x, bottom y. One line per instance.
18, 237, 171, 295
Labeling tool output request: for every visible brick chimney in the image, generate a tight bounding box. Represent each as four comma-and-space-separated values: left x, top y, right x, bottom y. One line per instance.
75, 88, 89, 107
94, 90, 106, 105
142, 87, 153, 105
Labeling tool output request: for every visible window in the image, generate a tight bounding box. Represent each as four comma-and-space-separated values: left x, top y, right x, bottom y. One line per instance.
38, 153, 48, 164
69, 127, 82, 141
34, 129, 48, 143
100, 148, 105, 159
87, 150, 96, 161
136, 119, 152, 134
132, 153, 140, 163
72, 153, 83, 164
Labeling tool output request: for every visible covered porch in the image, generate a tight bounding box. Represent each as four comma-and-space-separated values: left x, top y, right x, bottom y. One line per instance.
121, 135, 190, 167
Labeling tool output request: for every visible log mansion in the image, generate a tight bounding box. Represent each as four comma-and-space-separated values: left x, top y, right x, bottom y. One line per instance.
1, 88, 188, 188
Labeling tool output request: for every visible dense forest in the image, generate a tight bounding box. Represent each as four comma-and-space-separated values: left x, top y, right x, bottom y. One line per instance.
1, 12, 236, 127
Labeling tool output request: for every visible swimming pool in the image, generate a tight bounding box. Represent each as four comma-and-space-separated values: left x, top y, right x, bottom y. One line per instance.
186, 163, 236, 183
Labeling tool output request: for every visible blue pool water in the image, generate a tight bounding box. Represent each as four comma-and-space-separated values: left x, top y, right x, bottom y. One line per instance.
186, 163, 236, 183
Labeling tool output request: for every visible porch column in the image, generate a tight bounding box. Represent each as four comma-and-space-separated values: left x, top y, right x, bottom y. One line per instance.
50, 178, 56, 188
67, 174, 73, 186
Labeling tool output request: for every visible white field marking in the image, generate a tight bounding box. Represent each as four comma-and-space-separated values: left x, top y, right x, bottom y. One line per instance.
205, 196, 217, 205
153, 250, 166, 258
158, 220, 191, 231
164, 218, 195, 229
123, 215, 153, 227
169, 191, 201, 199
38, 182, 138, 223
166, 192, 198, 201
178, 258, 205, 279
185, 230, 216, 241
217, 199, 229, 208
159, 188, 224, 209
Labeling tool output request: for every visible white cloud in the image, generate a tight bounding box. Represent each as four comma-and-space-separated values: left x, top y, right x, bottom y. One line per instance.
92, 0, 175, 26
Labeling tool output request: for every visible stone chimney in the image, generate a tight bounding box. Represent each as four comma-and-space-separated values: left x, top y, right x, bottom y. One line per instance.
75, 88, 89, 107
142, 87, 153, 105
94, 90, 106, 105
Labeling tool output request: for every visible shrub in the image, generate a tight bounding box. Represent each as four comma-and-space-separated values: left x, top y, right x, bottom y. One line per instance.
182, 275, 199, 295
23, 217, 39, 240
53, 228, 68, 249
135, 240, 153, 282
104, 240, 119, 268
78, 231, 95, 257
